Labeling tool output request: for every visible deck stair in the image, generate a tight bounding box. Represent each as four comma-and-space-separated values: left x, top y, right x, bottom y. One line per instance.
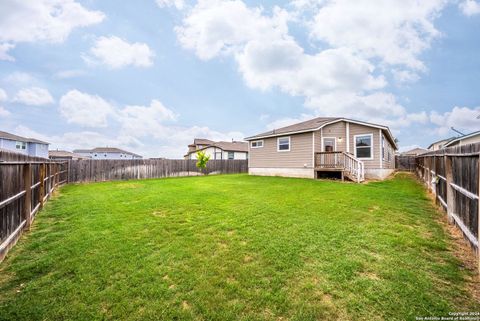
315, 152, 365, 182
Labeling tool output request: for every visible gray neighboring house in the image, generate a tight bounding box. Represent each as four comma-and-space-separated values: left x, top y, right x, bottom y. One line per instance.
49, 150, 91, 160
444, 130, 480, 148
0, 130, 49, 158
427, 137, 455, 151
73, 147, 142, 160
245, 117, 398, 181
184, 139, 248, 160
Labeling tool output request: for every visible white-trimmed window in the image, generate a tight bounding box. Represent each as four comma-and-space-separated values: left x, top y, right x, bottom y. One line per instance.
382, 136, 385, 160
15, 141, 26, 150
251, 140, 264, 148
228, 152, 234, 159
277, 136, 290, 152
354, 134, 373, 159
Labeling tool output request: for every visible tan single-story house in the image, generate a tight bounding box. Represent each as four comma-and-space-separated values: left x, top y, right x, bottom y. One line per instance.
245, 117, 398, 181
399, 147, 428, 156
184, 138, 248, 160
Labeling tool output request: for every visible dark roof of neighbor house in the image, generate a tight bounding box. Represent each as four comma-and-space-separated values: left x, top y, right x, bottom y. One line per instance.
0, 130, 49, 144
193, 138, 214, 145
184, 140, 248, 157
49, 150, 90, 159
245, 117, 398, 149
207, 141, 248, 152
400, 147, 428, 156
443, 130, 480, 148
73, 147, 142, 158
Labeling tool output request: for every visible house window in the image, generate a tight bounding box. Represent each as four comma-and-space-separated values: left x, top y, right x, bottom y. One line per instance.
15, 141, 26, 150
277, 136, 290, 152
355, 134, 373, 159
215, 152, 222, 160
228, 152, 234, 159
251, 140, 264, 148
382, 136, 385, 160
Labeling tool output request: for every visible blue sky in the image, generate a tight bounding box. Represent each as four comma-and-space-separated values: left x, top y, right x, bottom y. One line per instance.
0, 0, 479, 158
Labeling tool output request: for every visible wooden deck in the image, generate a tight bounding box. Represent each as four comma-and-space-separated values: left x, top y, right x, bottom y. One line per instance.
315, 151, 365, 182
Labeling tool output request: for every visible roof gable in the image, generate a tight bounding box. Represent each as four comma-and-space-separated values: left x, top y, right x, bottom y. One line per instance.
0, 130, 49, 144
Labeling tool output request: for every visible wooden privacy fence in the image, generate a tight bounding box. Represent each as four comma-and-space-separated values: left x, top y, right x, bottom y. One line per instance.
0, 151, 68, 262
67, 159, 248, 183
0, 154, 248, 262
415, 143, 479, 272
395, 155, 416, 171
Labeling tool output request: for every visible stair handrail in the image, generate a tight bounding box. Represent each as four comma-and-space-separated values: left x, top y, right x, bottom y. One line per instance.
342, 152, 364, 182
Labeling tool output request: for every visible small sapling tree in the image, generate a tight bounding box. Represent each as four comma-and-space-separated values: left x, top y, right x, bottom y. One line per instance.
196, 150, 210, 175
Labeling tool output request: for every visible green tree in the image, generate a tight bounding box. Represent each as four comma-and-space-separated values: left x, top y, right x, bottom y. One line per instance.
196, 151, 210, 174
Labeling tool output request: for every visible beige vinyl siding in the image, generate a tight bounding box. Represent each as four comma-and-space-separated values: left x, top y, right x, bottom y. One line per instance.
315, 121, 347, 152
349, 123, 380, 169
381, 133, 395, 169
249, 132, 313, 168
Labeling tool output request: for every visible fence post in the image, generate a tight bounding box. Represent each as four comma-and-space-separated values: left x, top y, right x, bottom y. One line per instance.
478, 155, 480, 275
39, 163, 45, 208
445, 156, 454, 224
23, 163, 32, 230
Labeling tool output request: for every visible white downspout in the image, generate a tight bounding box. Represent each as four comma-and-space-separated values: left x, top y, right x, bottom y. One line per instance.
346, 122, 350, 153
379, 129, 383, 169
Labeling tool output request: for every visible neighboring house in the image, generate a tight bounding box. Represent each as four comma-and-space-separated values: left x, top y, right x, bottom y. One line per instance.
399, 147, 428, 156
49, 150, 91, 160
184, 139, 248, 160
186, 138, 215, 155
444, 130, 480, 148
73, 147, 142, 160
245, 117, 398, 181
0, 130, 49, 158
427, 137, 455, 151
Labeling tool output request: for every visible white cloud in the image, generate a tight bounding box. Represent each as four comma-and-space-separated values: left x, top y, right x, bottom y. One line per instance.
430, 106, 480, 135
176, 0, 291, 60
3, 72, 35, 85
117, 99, 178, 137
54, 69, 87, 79
0, 43, 15, 61
84, 36, 155, 69
308, 0, 445, 70
237, 44, 385, 94
0, 88, 7, 101
459, 0, 480, 16
13, 87, 54, 106
0, 106, 10, 117
59, 90, 115, 127
392, 69, 420, 84
0, 0, 104, 44
156, 0, 185, 10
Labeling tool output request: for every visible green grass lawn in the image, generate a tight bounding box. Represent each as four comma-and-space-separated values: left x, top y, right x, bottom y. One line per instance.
0, 174, 478, 320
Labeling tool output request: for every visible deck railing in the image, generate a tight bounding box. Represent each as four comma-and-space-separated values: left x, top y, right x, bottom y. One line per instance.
315, 151, 364, 182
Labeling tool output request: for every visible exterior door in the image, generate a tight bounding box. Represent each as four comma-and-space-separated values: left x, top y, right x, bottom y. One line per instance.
323, 138, 336, 152
322, 138, 337, 167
